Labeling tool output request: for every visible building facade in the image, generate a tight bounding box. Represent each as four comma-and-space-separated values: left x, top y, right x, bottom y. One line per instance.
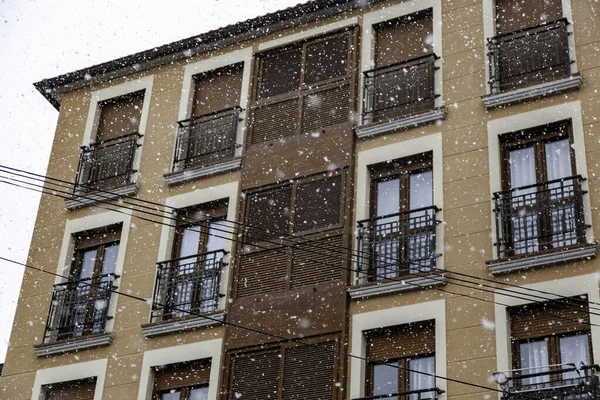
1, 0, 600, 399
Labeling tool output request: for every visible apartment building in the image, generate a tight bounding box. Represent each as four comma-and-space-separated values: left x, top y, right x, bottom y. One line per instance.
1, 0, 600, 399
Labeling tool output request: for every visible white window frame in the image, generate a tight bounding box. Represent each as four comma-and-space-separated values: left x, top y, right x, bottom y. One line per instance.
487, 100, 593, 260
349, 299, 447, 399
31, 358, 107, 400
137, 338, 223, 400
360, 0, 443, 119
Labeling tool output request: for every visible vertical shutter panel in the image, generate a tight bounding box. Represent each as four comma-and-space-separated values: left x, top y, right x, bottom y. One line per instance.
301, 84, 351, 133
259, 48, 302, 98
44, 378, 96, 400
231, 351, 281, 400
192, 64, 243, 117
153, 359, 211, 392
251, 98, 301, 144
96, 91, 144, 142
375, 10, 433, 66
304, 34, 349, 85
495, 0, 563, 34
291, 235, 344, 289
294, 175, 343, 233
509, 297, 590, 340
237, 249, 289, 297
246, 187, 292, 240
366, 320, 435, 361
282, 342, 336, 400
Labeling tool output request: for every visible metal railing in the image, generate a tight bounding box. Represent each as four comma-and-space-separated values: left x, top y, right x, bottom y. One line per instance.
493, 175, 588, 259
74, 132, 141, 193
150, 250, 226, 323
353, 387, 445, 400
362, 54, 439, 124
173, 107, 240, 172
356, 206, 440, 284
487, 18, 572, 93
494, 364, 600, 400
42, 273, 118, 343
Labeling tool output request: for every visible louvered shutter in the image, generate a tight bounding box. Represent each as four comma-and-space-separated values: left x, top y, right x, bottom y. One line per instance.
153, 359, 211, 392
231, 350, 281, 400
495, 0, 563, 34
301, 84, 351, 133
282, 342, 336, 400
251, 98, 301, 144
291, 235, 344, 289
304, 34, 349, 86
192, 64, 243, 117
509, 297, 590, 340
366, 320, 435, 361
245, 187, 292, 240
375, 10, 433, 66
96, 91, 144, 142
294, 175, 342, 233
259, 48, 302, 99
236, 249, 289, 297
44, 378, 96, 400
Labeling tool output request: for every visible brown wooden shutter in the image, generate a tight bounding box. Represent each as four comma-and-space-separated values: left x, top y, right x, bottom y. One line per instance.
301, 84, 351, 133
259, 48, 302, 99
509, 297, 590, 340
304, 33, 349, 86
192, 64, 243, 117
375, 9, 433, 67
44, 378, 96, 400
230, 350, 281, 399
251, 98, 301, 144
291, 235, 344, 289
245, 187, 292, 239
495, 0, 563, 34
236, 248, 289, 297
96, 91, 144, 142
294, 175, 343, 233
153, 359, 211, 392
282, 342, 336, 399
366, 320, 435, 362
73, 223, 122, 250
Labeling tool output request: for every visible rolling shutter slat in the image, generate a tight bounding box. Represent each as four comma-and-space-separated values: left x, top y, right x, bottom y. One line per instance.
366, 320, 435, 361
44, 378, 96, 400
192, 64, 243, 117
154, 359, 211, 392
291, 235, 344, 289
246, 187, 292, 240
301, 84, 350, 133
251, 98, 300, 144
282, 342, 336, 399
294, 175, 343, 233
375, 10, 433, 66
96, 92, 144, 142
231, 351, 281, 400
237, 249, 289, 297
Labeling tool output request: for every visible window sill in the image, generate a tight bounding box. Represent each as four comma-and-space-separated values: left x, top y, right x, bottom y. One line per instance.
355, 107, 447, 139
482, 74, 582, 109
140, 310, 226, 338
164, 157, 242, 186
487, 243, 598, 275
348, 272, 447, 300
34, 332, 114, 357
64, 183, 138, 210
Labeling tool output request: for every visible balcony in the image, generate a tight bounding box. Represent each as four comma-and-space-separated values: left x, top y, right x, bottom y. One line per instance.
165, 107, 242, 185
494, 364, 600, 400
356, 54, 446, 139
353, 387, 445, 400
349, 206, 445, 299
483, 19, 582, 108
141, 250, 227, 337
66, 132, 141, 209
34, 273, 118, 356
489, 176, 597, 274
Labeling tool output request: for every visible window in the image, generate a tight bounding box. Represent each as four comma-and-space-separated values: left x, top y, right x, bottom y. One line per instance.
76, 91, 144, 192
250, 28, 356, 145
153, 359, 210, 400
42, 377, 96, 400
364, 321, 439, 400
357, 153, 437, 281
151, 201, 227, 322
494, 121, 587, 258
502, 298, 592, 393
43, 225, 121, 343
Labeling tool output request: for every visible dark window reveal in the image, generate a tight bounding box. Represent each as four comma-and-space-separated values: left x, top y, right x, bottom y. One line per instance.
43, 378, 96, 400
153, 359, 211, 400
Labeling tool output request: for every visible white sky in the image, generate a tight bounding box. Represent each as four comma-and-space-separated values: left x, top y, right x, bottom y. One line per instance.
0, 0, 307, 363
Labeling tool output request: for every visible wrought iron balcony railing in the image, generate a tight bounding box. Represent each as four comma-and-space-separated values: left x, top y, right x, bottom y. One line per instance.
74, 132, 141, 193
494, 364, 600, 400
493, 175, 588, 259
42, 273, 118, 343
356, 206, 441, 283
487, 18, 572, 93
173, 107, 240, 172
353, 386, 445, 400
362, 54, 439, 125
150, 250, 226, 323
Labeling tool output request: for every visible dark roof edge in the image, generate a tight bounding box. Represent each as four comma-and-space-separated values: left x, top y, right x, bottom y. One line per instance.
34, 0, 371, 110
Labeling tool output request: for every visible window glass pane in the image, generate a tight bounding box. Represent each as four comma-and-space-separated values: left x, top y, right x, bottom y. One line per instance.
304, 34, 348, 85
373, 361, 398, 397
259, 48, 302, 98
205, 219, 227, 254
545, 139, 572, 181
101, 243, 119, 276
179, 225, 201, 258
377, 178, 400, 218
409, 170, 433, 210
519, 340, 550, 387
509, 146, 536, 190
78, 249, 97, 280
409, 356, 435, 399
190, 387, 209, 400
560, 334, 590, 380
161, 390, 181, 400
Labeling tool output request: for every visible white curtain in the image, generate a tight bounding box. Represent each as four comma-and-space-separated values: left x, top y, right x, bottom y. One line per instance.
545, 139, 572, 182
409, 356, 435, 400
377, 178, 400, 221
509, 146, 539, 254
372, 362, 399, 397
519, 340, 550, 387
409, 171, 433, 210
190, 387, 209, 400
560, 334, 590, 380
509, 146, 536, 191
